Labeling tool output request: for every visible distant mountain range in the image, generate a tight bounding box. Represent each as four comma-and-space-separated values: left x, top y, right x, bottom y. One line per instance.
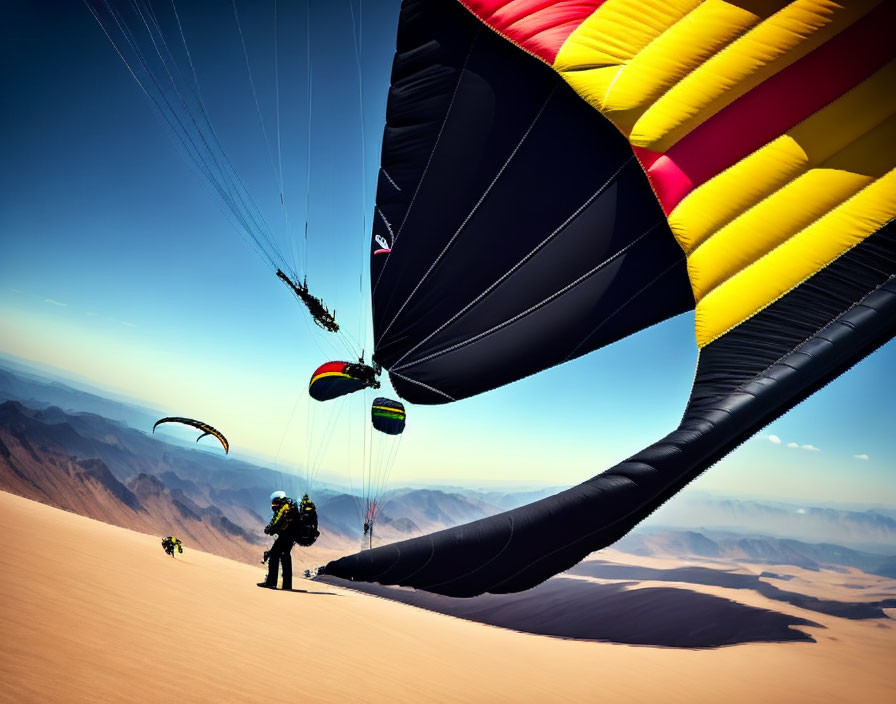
613, 530, 896, 579
642, 492, 896, 554
0, 359, 162, 433
1, 360, 894, 578
0, 403, 261, 563
0, 398, 509, 563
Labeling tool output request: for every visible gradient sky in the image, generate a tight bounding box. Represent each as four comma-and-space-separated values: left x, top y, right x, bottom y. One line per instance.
2, 0, 894, 506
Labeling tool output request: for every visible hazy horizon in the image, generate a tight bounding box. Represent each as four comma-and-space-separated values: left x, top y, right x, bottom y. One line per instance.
3, 352, 895, 514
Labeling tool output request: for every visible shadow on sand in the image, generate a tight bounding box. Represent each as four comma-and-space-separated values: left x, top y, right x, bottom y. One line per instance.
317, 574, 820, 648
286, 588, 339, 596
566, 562, 896, 619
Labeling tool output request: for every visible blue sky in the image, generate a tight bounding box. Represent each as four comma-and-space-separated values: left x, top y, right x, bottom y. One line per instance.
2, 0, 894, 506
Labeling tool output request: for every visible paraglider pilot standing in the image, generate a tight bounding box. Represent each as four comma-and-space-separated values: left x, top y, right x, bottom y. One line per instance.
258, 491, 299, 590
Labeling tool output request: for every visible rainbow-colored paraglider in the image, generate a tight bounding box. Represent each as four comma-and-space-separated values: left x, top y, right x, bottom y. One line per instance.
308, 361, 380, 402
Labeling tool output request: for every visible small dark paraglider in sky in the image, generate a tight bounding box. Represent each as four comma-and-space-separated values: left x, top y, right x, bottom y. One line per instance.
152, 417, 229, 454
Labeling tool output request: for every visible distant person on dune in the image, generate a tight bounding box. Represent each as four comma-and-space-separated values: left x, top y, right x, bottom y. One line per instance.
258, 491, 300, 590
161, 536, 183, 557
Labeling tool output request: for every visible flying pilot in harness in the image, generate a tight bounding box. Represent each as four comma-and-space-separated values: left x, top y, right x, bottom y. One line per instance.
276, 269, 340, 333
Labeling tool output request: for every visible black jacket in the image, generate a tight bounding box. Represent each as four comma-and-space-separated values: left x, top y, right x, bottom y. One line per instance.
264, 498, 300, 536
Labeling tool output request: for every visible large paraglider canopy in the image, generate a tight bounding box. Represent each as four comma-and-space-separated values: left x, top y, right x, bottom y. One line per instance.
318, 0, 896, 596
368, 0, 693, 404
152, 417, 229, 454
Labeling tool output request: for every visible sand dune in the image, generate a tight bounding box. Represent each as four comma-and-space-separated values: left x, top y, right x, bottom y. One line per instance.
1, 491, 894, 703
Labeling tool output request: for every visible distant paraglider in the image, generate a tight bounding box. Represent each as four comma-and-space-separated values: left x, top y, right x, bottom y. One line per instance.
363, 502, 376, 543
309, 361, 380, 402
307, 366, 398, 546
152, 417, 229, 454
371, 398, 406, 436
362, 398, 407, 547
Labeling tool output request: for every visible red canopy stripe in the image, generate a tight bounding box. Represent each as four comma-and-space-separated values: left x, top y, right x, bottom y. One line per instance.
459, 0, 606, 65
642, 2, 896, 215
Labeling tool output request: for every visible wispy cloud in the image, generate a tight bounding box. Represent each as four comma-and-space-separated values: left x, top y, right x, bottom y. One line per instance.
853, 453, 870, 461
44, 298, 67, 307
120, 321, 136, 328
771, 435, 820, 452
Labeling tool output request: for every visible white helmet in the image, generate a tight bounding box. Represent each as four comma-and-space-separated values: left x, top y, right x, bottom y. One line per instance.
270, 490, 287, 503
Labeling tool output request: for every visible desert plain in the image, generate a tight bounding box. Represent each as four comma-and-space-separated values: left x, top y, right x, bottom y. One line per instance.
1, 490, 894, 703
